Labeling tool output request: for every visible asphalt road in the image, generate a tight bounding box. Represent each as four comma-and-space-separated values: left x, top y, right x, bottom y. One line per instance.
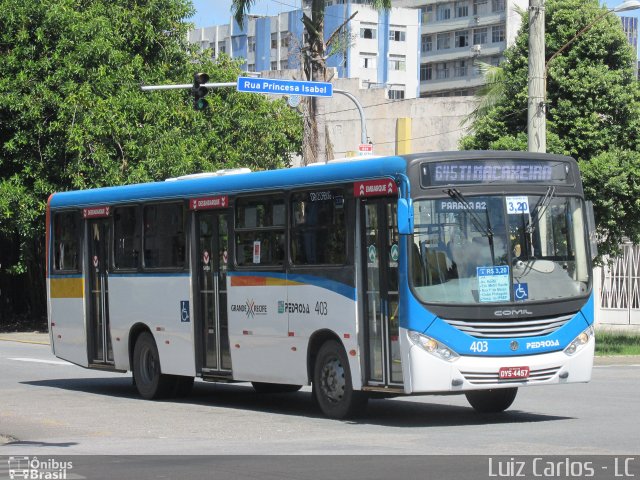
0, 338, 639, 463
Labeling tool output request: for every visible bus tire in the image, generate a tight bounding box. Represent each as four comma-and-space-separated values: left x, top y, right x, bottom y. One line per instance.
133, 332, 174, 399
465, 387, 518, 413
312, 340, 368, 419
251, 382, 302, 394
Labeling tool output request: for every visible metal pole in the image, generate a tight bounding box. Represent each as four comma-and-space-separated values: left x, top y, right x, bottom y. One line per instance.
528, 0, 546, 153
141, 83, 236, 91
334, 88, 368, 146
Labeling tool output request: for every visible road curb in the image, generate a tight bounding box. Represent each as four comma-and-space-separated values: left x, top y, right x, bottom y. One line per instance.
0, 336, 49, 345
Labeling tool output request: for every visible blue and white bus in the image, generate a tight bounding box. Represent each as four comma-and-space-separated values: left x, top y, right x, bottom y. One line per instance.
46, 151, 596, 418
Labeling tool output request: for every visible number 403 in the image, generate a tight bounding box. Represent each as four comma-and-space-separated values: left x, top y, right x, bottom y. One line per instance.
470, 341, 488, 352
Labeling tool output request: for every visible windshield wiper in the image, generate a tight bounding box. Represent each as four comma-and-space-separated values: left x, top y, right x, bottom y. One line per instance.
446, 189, 496, 265
446, 189, 493, 238
526, 186, 556, 234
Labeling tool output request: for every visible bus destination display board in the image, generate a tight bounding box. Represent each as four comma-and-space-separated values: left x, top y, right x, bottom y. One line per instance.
421, 159, 571, 187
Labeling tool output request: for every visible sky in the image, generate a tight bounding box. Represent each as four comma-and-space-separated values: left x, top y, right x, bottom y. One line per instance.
189, 0, 298, 28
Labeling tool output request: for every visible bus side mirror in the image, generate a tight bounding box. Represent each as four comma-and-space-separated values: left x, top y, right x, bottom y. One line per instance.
398, 198, 414, 235
585, 201, 598, 260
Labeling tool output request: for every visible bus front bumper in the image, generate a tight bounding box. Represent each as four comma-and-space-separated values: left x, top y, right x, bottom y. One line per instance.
400, 327, 595, 394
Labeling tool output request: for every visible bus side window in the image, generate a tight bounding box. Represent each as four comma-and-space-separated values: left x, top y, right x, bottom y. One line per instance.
53, 211, 80, 272
113, 206, 140, 270
235, 196, 285, 267
142, 203, 185, 269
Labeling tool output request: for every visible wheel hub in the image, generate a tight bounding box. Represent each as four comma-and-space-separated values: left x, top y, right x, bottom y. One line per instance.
321, 357, 345, 403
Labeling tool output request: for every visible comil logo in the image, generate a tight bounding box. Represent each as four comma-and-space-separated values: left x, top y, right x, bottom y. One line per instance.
8, 456, 73, 479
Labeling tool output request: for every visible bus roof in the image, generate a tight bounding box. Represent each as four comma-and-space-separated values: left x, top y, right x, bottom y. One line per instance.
49, 155, 408, 209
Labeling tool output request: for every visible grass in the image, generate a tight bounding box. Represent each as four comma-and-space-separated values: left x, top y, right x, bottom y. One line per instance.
595, 331, 640, 356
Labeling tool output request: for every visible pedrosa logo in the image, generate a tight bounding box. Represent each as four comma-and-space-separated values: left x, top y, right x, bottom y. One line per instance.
494, 309, 534, 317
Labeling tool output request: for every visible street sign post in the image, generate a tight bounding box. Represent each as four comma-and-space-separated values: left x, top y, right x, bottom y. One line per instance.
236, 77, 333, 98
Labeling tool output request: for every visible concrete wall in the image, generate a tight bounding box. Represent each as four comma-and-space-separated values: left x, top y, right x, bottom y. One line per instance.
319, 77, 476, 158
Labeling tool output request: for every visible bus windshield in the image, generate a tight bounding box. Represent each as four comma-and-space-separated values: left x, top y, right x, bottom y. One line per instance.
410, 195, 590, 305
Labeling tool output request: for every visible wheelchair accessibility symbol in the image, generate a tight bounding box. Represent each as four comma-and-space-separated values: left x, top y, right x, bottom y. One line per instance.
514, 283, 528, 301
180, 301, 190, 322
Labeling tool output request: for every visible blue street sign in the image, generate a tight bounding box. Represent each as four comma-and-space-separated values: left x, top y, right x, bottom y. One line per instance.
237, 77, 333, 98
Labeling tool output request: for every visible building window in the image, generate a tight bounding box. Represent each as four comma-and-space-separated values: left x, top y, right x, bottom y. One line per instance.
420, 63, 433, 81
280, 60, 288, 70
290, 189, 346, 265
248, 63, 256, 72
436, 4, 451, 21
454, 60, 468, 77
436, 62, 449, 79
437, 32, 451, 50
389, 29, 406, 42
455, 30, 469, 48
53, 212, 80, 272
360, 54, 377, 69
218, 41, 226, 54
360, 25, 377, 39
492, 0, 506, 12
492, 24, 506, 43
248, 37, 256, 53
421, 5, 434, 23
473, 0, 489, 15
281, 35, 290, 48
271, 33, 277, 49
422, 34, 433, 52
388, 89, 405, 100
389, 55, 406, 71
271, 61, 277, 70
473, 27, 488, 45
456, 1, 469, 18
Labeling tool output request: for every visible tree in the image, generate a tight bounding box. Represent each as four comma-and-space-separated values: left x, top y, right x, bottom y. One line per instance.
460, 0, 640, 257
231, 0, 391, 164
0, 0, 302, 323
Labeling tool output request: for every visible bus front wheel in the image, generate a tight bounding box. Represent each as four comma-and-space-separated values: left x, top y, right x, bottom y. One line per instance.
133, 332, 175, 399
312, 340, 368, 419
465, 387, 518, 413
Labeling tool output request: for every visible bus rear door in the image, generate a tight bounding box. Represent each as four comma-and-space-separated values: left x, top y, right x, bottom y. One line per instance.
193, 202, 232, 375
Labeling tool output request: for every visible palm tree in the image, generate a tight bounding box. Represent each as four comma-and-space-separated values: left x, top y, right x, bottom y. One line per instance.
232, 0, 391, 164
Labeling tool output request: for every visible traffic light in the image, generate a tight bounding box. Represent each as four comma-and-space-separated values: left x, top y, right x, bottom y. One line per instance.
192, 72, 210, 111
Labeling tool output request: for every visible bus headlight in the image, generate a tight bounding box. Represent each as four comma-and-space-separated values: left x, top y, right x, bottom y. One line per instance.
409, 331, 459, 362
564, 326, 594, 356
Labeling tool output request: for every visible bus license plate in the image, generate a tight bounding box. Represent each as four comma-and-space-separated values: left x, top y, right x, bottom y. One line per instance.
499, 366, 530, 380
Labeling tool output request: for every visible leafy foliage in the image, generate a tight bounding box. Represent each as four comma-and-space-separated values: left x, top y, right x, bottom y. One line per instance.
0, 0, 302, 319
460, 0, 640, 257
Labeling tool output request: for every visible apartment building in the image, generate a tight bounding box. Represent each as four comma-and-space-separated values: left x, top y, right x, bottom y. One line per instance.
395, 0, 526, 97
188, 3, 420, 99
187, 0, 527, 98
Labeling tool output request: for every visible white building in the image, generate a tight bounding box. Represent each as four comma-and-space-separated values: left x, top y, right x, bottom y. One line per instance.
188, 0, 525, 98
188, 3, 421, 99
395, 0, 526, 97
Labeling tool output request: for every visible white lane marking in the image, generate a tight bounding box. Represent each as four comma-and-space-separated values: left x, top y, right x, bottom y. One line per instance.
8, 357, 74, 366
595, 364, 640, 368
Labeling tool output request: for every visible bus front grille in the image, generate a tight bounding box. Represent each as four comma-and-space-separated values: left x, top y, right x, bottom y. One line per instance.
442, 314, 575, 339
460, 366, 561, 385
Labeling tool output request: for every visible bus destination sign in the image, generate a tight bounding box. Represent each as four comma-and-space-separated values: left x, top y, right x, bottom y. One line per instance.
189, 195, 229, 210
421, 160, 571, 187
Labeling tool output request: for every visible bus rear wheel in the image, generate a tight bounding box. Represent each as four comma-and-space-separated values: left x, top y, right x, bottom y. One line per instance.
312, 340, 368, 419
133, 332, 175, 399
465, 387, 518, 413
251, 382, 302, 394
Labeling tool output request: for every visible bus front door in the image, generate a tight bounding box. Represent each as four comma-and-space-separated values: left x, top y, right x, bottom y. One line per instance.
362, 198, 402, 387
87, 218, 114, 365
195, 211, 232, 374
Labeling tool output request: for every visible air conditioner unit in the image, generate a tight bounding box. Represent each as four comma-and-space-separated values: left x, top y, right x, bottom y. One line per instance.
471, 44, 482, 54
